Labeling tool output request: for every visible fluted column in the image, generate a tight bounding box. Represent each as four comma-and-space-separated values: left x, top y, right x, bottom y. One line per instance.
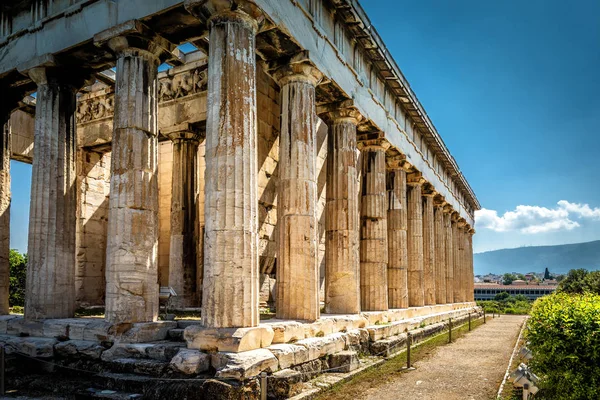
359, 143, 388, 311
422, 189, 436, 305
24, 67, 80, 319
452, 216, 463, 302
386, 160, 408, 309
201, 6, 261, 328
0, 118, 10, 315
443, 206, 454, 303
274, 62, 322, 321
407, 173, 425, 307
99, 36, 162, 323
166, 126, 202, 309
467, 228, 475, 302
324, 109, 361, 314
434, 201, 446, 304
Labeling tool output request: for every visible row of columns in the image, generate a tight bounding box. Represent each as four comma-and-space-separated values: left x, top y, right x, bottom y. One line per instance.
6, 0, 475, 325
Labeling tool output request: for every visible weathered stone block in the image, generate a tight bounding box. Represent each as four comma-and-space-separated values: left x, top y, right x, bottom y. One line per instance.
202, 378, 260, 400
170, 348, 210, 375
211, 349, 279, 381
267, 369, 303, 399
328, 350, 359, 373
185, 325, 274, 353
295, 333, 346, 361
0, 315, 19, 334
5, 337, 57, 358
291, 359, 322, 381
118, 321, 177, 343
54, 340, 105, 359
267, 343, 309, 369
266, 320, 305, 344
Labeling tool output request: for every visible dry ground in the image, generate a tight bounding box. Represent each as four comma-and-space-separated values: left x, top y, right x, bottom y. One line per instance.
359, 314, 526, 400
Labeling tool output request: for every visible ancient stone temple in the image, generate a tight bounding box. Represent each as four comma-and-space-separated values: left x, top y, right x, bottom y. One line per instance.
0, 0, 480, 397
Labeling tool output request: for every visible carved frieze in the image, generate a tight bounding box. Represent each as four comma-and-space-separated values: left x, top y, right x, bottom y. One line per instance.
76, 64, 208, 124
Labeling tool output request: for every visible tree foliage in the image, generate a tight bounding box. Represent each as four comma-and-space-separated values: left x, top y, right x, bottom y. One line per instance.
557, 268, 600, 295
527, 292, 600, 399
9, 249, 26, 307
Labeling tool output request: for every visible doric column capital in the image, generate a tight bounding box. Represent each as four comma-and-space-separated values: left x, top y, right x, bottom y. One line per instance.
272, 53, 324, 87
443, 204, 454, 214
434, 195, 447, 209
422, 183, 436, 197
457, 218, 467, 229
319, 102, 365, 126
407, 172, 426, 187
162, 123, 205, 143
94, 20, 175, 64
468, 228, 476, 235
18, 54, 93, 91
358, 135, 390, 152
185, 0, 264, 33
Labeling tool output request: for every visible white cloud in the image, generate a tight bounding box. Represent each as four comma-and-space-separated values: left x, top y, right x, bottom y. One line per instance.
475, 200, 600, 234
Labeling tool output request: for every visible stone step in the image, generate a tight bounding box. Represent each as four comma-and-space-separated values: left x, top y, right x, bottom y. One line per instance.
101, 341, 184, 362
167, 328, 185, 342
95, 372, 206, 398
75, 387, 143, 399
176, 320, 202, 329
107, 358, 169, 377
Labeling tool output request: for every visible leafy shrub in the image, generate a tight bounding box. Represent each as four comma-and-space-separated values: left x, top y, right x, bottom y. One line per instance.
9, 249, 26, 307
526, 292, 600, 399
477, 297, 532, 315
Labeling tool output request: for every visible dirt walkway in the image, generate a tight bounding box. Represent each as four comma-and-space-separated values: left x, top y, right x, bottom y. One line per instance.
361, 315, 526, 400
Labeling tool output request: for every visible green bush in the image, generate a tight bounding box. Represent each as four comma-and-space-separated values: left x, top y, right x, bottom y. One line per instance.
526, 292, 600, 399
557, 269, 600, 295
9, 249, 26, 307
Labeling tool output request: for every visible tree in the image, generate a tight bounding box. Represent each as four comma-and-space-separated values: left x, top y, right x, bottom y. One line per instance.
544, 267, 551, 280
502, 273, 516, 285
9, 249, 26, 307
557, 268, 600, 295
494, 291, 510, 301
514, 294, 528, 302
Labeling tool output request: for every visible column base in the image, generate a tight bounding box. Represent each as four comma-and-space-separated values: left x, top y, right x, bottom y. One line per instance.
184, 325, 274, 352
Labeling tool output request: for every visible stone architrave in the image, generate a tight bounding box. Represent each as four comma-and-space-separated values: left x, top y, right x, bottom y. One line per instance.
386, 160, 408, 309
195, 2, 263, 328
274, 61, 322, 321
443, 206, 454, 304
23, 66, 82, 319
433, 201, 446, 304
422, 188, 436, 306
323, 109, 361, 315
407, 173, 425, 307
0, 119, 10, 315
359, 143, 388, 311
165, 125, 202, 309
95, 24, 171, 323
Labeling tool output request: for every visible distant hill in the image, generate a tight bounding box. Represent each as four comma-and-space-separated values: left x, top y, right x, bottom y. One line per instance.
474, 240, 600, 276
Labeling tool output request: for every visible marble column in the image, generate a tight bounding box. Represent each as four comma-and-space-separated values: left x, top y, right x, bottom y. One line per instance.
202, 6, 260, 328
452, 216, 463, 303
467, 228, 475, 302
422, 190, 436, 305
25, 67, 80, 319
103, 41, 160, 323
458, 222, 467, 302
434, 202, 446, 304
407, 174, 425, 307
324, 109, 361, 314
0, 118, 10, 315
274, 62, 322, 321
386, 161, 408, 309
443, 206, 454, 303
166, 125, 202, 309
360, 144, 388, 311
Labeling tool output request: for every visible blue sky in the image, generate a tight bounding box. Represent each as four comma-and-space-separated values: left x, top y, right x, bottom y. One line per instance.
361, 0, 600, 253
9, 0, 600, 254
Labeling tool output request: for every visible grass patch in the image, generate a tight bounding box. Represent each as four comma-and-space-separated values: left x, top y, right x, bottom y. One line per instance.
315, 317, 485, 400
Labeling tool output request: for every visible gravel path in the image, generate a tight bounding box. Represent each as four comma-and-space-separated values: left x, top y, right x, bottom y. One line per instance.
362, 314, 526, 400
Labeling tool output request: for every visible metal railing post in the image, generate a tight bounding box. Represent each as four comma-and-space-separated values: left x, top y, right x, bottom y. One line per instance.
468, 312, 472, 331
406, 332, 412, 369
0, 344, 4, 396
448, 317, 452, 343
260, 372, 267, 400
